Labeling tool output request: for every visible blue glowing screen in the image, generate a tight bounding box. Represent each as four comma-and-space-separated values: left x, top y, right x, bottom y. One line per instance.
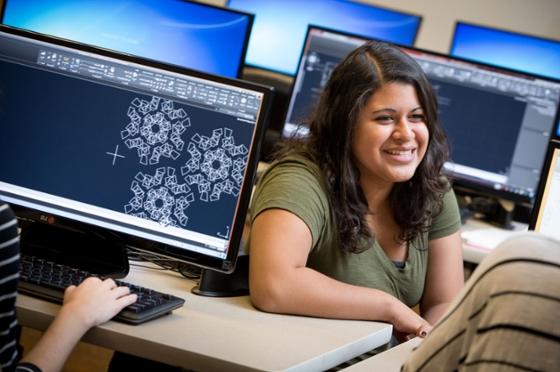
227, 0, 421, 75
451, 22, 560, 81
1, 0, 252, 78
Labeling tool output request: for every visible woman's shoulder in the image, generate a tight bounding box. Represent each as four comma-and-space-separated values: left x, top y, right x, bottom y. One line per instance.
261, 153, 324, 183
252, 152, 329, 205
250, 154, 331, 244
272, 153, 320, 170
428, 187, 461, 240
441, 186, 459, 209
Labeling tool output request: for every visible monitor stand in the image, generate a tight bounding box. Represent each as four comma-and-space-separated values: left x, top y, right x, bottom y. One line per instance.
191, 254, 249, 297
487, 199, 515, 230
18, 219, 130, 278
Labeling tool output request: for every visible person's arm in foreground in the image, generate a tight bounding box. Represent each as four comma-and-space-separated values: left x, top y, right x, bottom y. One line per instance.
20, 277, 137, 372
420, 231, 463, 325
249, 208, 431, 337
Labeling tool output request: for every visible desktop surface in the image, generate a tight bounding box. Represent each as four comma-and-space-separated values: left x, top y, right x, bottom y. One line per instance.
17, 263, 393, 372
460, 218, 528, 264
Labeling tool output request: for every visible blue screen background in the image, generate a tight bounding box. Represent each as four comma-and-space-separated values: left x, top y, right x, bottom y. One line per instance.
227, 0, 421, 75
2, 0, 251, 78
451, 23, 560, 81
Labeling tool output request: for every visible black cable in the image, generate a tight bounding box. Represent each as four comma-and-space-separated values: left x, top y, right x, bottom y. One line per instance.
126, 246, 202, 279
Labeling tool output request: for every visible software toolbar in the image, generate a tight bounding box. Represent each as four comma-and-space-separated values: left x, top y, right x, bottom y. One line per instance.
36, 48, 262, 121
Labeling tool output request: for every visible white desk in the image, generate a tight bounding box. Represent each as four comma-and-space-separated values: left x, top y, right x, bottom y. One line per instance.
16, 264, 392, 372
461, 218, 528, 264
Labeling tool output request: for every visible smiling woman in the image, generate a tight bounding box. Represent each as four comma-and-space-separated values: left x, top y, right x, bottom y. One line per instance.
248, 41, 464, 343
352, 82, 429, 187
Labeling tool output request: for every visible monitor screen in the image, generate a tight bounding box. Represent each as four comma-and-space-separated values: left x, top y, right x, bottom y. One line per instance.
0, 0, 253, 78
450, 22, 560, 81
0, 25, 271, 273
529, 140, 560, 239
284, 26, 560, 204
226, 0, 421, 76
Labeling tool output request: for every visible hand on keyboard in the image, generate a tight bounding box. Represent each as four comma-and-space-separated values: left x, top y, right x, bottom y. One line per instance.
19, 255, 186, 324
62, 277, 137, 328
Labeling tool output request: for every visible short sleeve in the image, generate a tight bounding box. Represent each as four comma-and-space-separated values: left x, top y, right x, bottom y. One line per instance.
250, 157, 330, 248
428, 188, 462, 241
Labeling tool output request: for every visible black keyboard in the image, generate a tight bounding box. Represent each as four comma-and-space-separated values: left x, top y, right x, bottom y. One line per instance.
18, 255, 185, 325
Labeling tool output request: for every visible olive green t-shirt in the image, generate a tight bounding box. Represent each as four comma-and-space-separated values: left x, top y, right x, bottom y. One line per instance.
250, 155, 461, 307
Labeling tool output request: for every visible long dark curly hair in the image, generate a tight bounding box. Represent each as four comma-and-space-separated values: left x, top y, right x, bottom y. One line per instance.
278, 41, 450, 253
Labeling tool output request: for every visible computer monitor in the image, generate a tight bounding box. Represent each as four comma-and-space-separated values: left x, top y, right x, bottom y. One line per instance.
0, 0, 253, 78
450, 22, 560, 81
226, 0, 421, 76
284, 25, 560, 206
0, 25, 271, 275
529, 140, 560, 239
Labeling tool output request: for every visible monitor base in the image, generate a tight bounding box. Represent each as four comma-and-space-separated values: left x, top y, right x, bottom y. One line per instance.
191, 255, 249, 297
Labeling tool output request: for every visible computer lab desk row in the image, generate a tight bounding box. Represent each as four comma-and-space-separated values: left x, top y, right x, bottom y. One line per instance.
16, 219, 525, 372
16, 262, 392, 372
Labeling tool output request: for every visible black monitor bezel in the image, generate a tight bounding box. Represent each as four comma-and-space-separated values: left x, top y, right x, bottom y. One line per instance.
225, 0, 422, 77
0, 24, 272, 273
283, 24, 560, 205
529, 140, 560, 230
0, 0, 255, 79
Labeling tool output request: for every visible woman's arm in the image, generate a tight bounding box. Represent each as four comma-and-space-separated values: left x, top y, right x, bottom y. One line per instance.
420, 231, 464, 325
249, 209, 431, 336
21, 277, 137, 372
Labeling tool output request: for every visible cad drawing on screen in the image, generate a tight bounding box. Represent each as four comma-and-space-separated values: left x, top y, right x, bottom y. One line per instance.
121, 96, 190, 166
125, 166, 194, 228
181, 127, 248, 203
117, 94, 249, 239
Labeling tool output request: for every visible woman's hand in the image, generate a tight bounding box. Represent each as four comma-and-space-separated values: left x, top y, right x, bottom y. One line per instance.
390, 301, 433, 342
21, 277, 138, 372
61, 277, 138, 329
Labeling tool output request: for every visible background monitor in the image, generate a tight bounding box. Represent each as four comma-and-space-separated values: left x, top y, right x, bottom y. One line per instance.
226, 0, 421, 76
450, 22, 560, 81
284, 25, 560, 205
0, 25, 271, 274
0, 0, 253, 78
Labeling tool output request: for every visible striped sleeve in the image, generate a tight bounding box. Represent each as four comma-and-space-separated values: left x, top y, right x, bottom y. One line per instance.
0, 202, 22, 371
402, 232, 560, 372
